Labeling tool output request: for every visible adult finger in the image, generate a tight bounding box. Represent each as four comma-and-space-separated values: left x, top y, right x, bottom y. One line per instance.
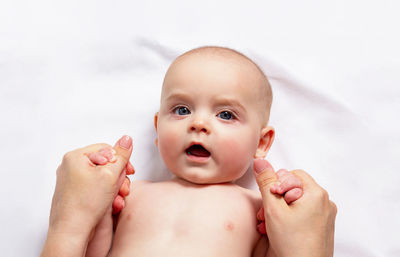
113, 177, 130, 214
112, 195, 125, 214
126, 161, 135, 175
253, 159, 289, 210
119, 177, 130, 197
257, 222, 267, 235
256, 207, 265, 221
291, 169, 331, 208
115, 170, 127, 196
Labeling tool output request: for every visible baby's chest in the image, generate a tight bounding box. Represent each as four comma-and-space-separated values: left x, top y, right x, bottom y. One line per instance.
120, 185, 260, 241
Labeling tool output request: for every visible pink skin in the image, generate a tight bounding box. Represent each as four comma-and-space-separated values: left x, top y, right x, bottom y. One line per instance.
90, 148, 302, 230
88, 147, 134, 214
256, 169, 303, 235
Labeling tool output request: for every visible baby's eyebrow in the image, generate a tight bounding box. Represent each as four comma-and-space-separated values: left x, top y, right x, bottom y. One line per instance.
213, 97, 247, 113
164, 92, 191, 103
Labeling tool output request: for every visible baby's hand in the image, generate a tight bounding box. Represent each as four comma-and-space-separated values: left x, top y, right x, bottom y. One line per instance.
271, 169, 303, 204
256, 169, 303, 235
88, 147, 135, 214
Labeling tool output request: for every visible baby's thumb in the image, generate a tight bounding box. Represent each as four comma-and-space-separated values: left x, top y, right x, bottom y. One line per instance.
110, 135, 133, 176
253, 159, 287, 208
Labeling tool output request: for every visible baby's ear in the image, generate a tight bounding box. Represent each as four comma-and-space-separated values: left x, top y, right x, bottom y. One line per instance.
154, 112, 159, 132
154, 112, 159, 147
255, 126, 275, 158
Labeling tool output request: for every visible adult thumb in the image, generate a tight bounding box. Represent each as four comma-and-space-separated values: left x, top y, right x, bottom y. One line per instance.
253, 159, 287, 208
110, 135, 133, 176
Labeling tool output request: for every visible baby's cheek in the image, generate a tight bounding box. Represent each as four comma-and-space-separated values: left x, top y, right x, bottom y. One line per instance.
219, 137, 254, 177
221, 130, 257, 159
224, 139, 247, 160
158, 127, 182, 167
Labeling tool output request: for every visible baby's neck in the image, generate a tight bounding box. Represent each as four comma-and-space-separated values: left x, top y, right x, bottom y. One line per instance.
170, 176, 237, 188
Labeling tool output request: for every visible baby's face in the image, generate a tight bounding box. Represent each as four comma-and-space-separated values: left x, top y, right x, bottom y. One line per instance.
155, 53, 272, 184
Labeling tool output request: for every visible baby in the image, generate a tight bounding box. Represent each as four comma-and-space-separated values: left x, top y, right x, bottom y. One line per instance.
85, 46, 303, 257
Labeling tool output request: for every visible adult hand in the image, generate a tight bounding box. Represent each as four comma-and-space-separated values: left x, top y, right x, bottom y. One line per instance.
253, 159, 337, 257
87, 146, 135, 214
41, 135, 133, 257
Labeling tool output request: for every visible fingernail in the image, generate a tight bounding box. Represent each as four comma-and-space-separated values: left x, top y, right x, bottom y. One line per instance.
119, 135, 132, 149
254, 159, 270, 174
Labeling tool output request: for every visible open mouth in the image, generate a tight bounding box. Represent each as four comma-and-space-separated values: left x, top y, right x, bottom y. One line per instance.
186, 144, 211, 158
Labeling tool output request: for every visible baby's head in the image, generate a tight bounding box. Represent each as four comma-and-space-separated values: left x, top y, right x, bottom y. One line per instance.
154, 46, 274, 184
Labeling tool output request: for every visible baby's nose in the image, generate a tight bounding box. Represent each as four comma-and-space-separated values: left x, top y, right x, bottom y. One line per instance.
189, 118, 210, 134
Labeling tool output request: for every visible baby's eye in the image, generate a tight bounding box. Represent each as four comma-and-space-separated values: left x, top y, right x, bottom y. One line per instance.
174, 106, 191, 115
218, 111, 235, 120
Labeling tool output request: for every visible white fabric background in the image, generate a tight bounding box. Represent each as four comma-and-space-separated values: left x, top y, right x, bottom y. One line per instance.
1, 1, 399, 256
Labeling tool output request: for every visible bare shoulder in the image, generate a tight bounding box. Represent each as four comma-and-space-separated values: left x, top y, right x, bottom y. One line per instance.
128, 179, 178, 195
128, 179, 155, 195
235, 186, 262, 212
238, 186, 262, 202
122, 179, 158, 210
130, 179, 151, 188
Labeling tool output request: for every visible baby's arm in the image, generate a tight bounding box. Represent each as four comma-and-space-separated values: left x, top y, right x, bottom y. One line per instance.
85, 148, 134, 257
256, 169, 303, 235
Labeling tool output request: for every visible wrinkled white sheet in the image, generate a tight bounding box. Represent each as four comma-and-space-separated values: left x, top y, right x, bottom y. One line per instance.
1, 1, 399, 256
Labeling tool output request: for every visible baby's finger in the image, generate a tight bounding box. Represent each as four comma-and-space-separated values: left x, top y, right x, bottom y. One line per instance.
126, 161, 135, 175
118, 177, 130, 197
284, 188, 303, 204
276, 168, 289, 178
98, 147, 116, 162
112, 195, 125, 214
270, 169, 289, 194
88, 152, 108, 165
276, 174, 303, 195
256, 207, 265, 221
